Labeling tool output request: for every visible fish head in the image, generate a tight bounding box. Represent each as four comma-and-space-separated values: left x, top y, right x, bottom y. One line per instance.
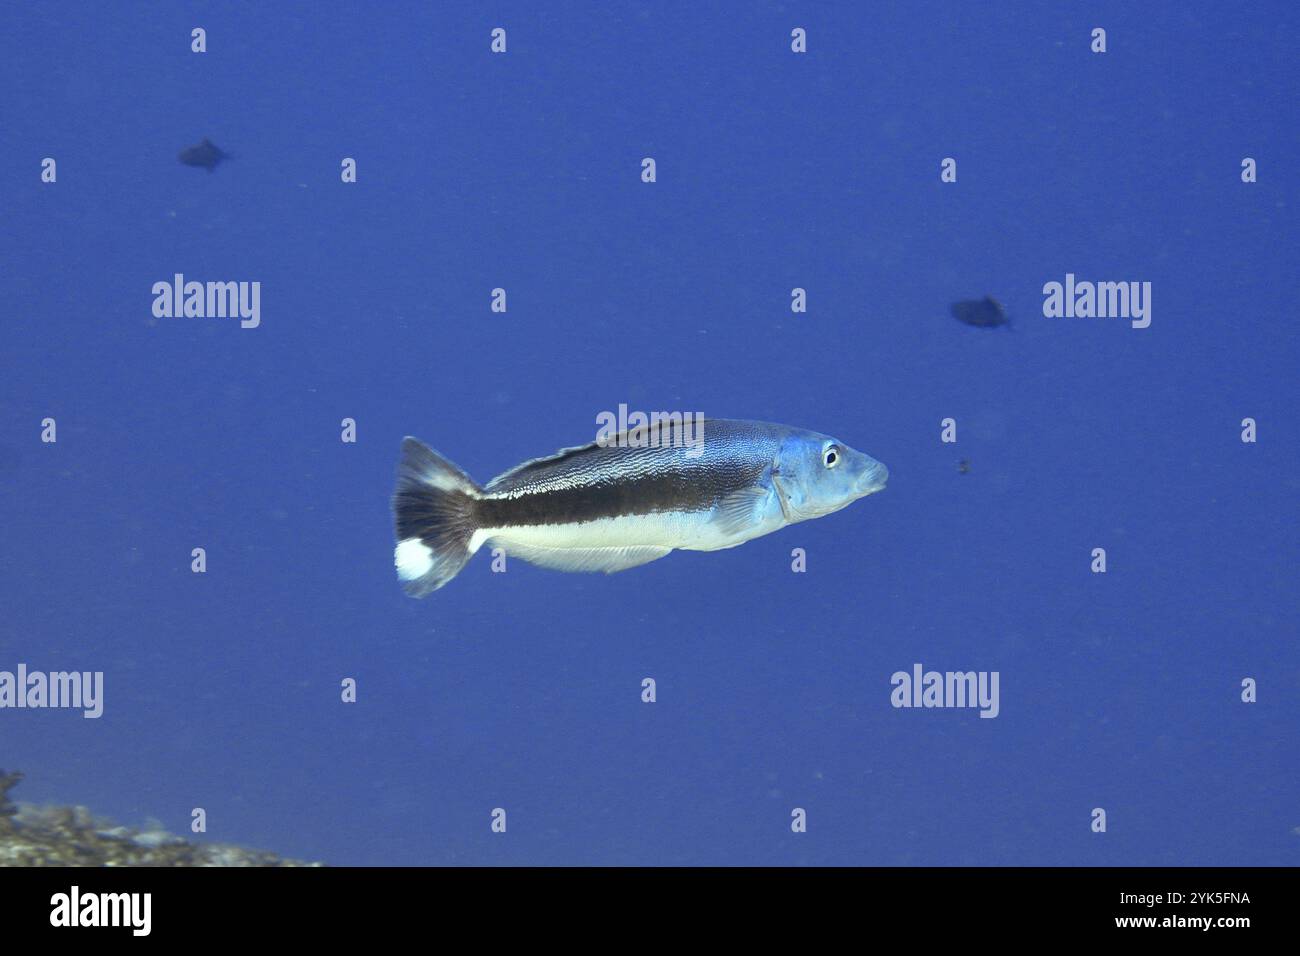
772, 429, 888, 521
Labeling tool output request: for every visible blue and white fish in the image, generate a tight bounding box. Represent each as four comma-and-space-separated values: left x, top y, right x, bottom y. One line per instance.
392, 418, 888, 596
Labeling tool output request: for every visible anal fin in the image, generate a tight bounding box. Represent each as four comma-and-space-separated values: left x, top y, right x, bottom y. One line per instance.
495, 542, 672, 574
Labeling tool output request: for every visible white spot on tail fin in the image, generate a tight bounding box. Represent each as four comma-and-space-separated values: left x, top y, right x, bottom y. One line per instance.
423, 470, 473, 493
395, 537, 434, 581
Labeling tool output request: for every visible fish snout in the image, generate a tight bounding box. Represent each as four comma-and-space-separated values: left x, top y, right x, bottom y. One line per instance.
858, 459, 889, 495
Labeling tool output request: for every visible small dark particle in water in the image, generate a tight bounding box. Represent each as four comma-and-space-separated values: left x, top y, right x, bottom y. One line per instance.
178, 137, 230, 172
950, 295, 1010, 329
958, 459, 970, 475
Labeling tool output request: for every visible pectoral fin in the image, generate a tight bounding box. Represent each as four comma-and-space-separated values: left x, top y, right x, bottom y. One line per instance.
712, 483, 779, 539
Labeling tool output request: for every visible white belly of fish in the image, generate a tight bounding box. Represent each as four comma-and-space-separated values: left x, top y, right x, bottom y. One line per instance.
471, 508, 785, 574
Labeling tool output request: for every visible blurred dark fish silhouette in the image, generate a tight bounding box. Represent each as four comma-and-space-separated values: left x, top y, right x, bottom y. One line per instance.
950, 295, 1010, 329
178, 138, 230, 172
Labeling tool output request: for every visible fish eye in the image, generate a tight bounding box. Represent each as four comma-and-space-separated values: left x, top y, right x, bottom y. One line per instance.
823, 444, 841, 468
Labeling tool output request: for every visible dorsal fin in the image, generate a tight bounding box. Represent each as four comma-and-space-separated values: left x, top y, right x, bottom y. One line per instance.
484, 441, 601, 489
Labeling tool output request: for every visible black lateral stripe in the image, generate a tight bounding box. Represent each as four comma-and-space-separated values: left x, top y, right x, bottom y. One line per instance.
476, 419, 781, 529
478, 461, 764, 528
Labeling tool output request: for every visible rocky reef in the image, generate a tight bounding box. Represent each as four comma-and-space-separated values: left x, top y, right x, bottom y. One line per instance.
0, 769, 321, 867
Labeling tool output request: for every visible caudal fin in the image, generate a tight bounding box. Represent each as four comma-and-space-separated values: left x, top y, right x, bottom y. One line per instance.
392, 437, 482, 596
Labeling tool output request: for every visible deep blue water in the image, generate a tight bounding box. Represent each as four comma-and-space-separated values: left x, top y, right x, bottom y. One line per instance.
2, 3, 1297, 866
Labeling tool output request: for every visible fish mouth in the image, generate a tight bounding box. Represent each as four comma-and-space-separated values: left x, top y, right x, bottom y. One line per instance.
857, 461, 889, 496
